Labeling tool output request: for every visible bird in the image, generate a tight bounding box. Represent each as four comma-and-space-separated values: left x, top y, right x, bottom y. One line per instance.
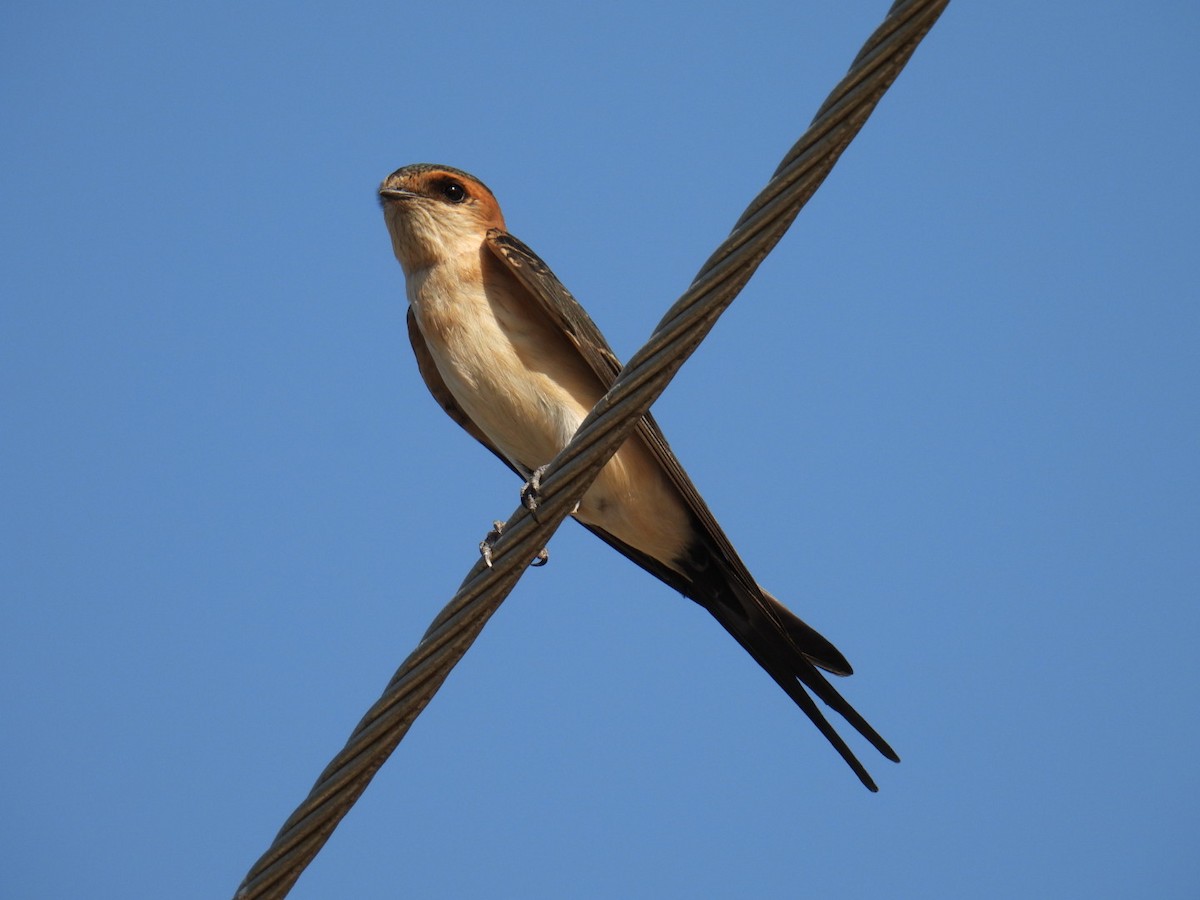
378, 162, 898, 790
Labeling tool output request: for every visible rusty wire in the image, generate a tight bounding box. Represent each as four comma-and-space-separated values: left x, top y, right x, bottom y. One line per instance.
234, 1, 949, 895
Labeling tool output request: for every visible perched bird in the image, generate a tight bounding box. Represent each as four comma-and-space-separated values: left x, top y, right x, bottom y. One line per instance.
379, 163, 898, 790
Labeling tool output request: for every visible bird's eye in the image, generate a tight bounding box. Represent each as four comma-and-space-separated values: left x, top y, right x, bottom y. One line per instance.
441, 180, 467, 203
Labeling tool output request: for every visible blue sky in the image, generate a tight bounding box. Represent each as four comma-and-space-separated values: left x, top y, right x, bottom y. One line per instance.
3, 2, 1197, 897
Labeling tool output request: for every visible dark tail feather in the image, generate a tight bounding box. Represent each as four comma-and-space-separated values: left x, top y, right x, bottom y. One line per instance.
763, 588, 854, 676
718, 606, 897, 791
794, 654, 900, 764
575, 521, 897, 788
736, 632, 883, 791
755, 592, 899, 763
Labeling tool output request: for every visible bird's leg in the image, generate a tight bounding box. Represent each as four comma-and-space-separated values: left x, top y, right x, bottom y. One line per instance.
478, 518, 551, 569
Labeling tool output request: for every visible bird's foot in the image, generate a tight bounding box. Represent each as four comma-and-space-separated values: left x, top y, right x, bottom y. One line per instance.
479, 520, 506, 568
520, 464, 549, 512
479, 519, 550, 568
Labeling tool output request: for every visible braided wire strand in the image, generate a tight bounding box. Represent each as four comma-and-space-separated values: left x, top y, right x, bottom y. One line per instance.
235, 2, 948, 895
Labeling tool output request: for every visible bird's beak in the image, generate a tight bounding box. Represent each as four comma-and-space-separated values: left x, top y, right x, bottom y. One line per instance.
378, 187, 418, 203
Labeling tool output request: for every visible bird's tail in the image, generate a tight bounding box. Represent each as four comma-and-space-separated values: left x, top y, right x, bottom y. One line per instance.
700, 575, 899, 792
577, 518, 898, 790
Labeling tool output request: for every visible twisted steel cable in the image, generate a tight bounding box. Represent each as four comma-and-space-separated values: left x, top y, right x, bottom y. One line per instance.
235, 1, 948, 895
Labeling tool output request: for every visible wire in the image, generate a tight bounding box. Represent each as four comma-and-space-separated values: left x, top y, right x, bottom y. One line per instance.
234, 1, 949, 895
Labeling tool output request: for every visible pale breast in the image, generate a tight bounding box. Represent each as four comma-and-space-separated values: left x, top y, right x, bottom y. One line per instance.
413, 269, 593, 468
410, 263, 693, 570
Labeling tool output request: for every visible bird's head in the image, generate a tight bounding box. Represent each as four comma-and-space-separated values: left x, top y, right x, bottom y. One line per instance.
378, 164, 505, 275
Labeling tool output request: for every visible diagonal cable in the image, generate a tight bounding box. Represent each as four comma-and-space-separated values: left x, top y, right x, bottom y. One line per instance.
234, 1, 948, 896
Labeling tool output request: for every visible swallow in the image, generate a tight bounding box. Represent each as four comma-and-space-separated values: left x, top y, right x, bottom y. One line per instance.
378, 163, 899, 790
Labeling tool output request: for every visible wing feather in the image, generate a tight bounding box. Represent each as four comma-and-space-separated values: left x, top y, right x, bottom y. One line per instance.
473, 230, 898, 783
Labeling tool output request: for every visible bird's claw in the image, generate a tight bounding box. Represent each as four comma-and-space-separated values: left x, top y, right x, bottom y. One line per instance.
521, 465, 548, 512
478, 518, 550, 568
479, 520, 506, 568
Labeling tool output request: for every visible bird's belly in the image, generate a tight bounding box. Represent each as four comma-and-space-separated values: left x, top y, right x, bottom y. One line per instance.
426, 311, 589, 471
415, 298, 692, 569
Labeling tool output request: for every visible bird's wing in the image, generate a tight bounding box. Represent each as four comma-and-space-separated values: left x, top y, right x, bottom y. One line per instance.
484, 229, 897, 788
484, 230, 746, 575
484, 228, 780, 601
